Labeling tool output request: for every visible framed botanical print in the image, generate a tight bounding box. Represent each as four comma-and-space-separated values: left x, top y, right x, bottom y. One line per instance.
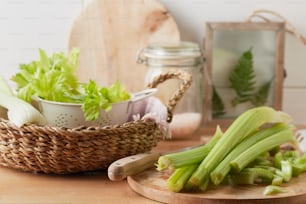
203, 22, 286, 128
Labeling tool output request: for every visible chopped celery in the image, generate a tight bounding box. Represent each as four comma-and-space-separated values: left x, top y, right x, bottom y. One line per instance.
294, 152, 306, 165
157, 126, 223, 171
269, 146, 280, 156
272, 175, 284, 186
253, 167, 275, 183
230, 126, 294, 173
253, 157, 272, 166
284, 150, 299, 160
227, 168, 257, 185
273, 152, 283, 169
291, 163, 302, 177
263, 185, 287, 195
228, 167, 275, 185
210, 123, 288, 185
280, 160, 292, 182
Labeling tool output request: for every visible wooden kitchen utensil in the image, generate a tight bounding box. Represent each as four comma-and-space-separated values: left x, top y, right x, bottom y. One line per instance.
69, 0, 180, 92
128, 168, 306, 204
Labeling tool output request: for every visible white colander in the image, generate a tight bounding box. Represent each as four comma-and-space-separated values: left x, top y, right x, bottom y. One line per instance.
35, 88, 157, 128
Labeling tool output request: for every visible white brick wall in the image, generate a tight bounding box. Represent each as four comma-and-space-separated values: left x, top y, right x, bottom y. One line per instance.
1, 0, 306, 125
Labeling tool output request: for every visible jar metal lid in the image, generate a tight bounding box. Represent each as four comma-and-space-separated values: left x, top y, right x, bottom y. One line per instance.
141, 41, 202, 60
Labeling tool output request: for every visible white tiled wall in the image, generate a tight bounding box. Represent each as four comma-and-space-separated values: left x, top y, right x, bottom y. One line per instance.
1, 0, 306, 125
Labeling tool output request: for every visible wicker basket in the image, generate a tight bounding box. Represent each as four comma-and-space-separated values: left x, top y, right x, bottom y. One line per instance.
0, 71, 192, 174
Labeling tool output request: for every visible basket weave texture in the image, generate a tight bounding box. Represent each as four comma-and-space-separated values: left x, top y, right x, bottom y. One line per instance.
0, 71, 192, 174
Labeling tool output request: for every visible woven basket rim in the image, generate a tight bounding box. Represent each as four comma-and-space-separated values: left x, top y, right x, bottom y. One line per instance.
0, 117, 163, 174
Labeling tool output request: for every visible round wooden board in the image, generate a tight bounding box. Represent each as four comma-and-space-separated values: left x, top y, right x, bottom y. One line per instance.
127, 168, 306, 204
69, 0, 180, 92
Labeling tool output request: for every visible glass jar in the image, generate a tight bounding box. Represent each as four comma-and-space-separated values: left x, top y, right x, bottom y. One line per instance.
137, 41, 204, 139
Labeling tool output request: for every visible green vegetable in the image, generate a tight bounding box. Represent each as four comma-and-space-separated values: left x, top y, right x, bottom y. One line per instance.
167, 164, 198, 192
82, 80, 131, 121
230, 126, 294, 173
157, 107, 306, 195
227, 167, 274, 185
156, 125, 223, 171
0, 91, 46, 127
274, 152, 283, 169
263, 185, 287, 195
11, 48, 131, 121
187, 106, 292, 187
272, 175, 284, 186
210, 123, 289, 185
227, 168, 257, 185
279, 160, 293, 182
12, 48, 81, 103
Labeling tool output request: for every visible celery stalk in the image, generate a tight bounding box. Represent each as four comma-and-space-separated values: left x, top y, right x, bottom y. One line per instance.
273, 152, 283, 169
253, 167, 275, 183
157, 126, 223, 171
272, 175, 284, 186
210, 123, 288, 185
280, 160, 292, 182
228, 167, 275, 185
291, 163, 301, 177
263, 185, 287, 195
188, 107, 292, 188
199, 178, 210, 191
230, 126, 294, 173
294, 154, 306, 173
167, 164, 198, 192
227, 168, 257, 185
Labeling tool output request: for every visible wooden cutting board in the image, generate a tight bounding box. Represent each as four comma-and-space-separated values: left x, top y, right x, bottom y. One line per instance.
69, 0, 180, 92
128, 168, 306, 204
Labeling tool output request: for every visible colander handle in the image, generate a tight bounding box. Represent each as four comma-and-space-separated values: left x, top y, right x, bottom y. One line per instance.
146, 71, 192, 123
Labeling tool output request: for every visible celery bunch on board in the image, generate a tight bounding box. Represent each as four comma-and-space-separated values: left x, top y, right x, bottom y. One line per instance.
156, 106, 306, 195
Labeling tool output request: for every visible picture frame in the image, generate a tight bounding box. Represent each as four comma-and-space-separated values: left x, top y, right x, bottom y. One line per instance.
203, 22, 286, 129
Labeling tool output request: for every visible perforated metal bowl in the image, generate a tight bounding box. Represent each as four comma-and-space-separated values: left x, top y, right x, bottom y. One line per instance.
35, 88, 157, 128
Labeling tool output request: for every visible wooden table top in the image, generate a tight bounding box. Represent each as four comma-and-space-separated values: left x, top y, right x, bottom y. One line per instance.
0, 133, 207, 204
1, 124, 304, 204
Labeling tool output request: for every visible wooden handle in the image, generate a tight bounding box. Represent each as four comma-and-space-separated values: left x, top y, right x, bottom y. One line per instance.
107, 152, 161, 181
146, 71, 192, 123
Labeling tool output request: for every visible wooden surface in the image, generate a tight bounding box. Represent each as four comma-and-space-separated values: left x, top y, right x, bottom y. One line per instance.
0, 127, 303, 203
69, 0, 180, 92
128, 168, 306, 204
0, 133, 204, 204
